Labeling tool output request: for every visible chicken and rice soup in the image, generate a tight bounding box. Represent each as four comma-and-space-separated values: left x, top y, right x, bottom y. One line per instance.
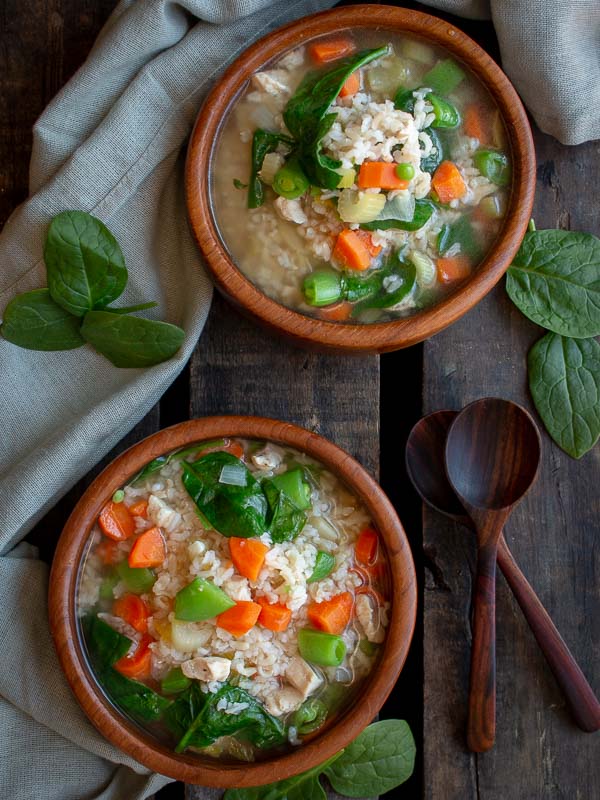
211, 32, 511, 323
78, 437, 389, 759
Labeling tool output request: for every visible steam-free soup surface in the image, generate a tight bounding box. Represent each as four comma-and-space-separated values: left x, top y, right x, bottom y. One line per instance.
78, 437, 389, 759
212, 31, 510, 323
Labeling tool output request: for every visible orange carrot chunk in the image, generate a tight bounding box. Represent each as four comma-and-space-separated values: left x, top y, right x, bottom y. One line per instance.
308, 37, 355, 65
113, 594, 150, 634
357, 162, 409, 191
318, 301, 354, 322
114, 634, 153, 679
464, 103, 490, 144
128, 526, 166, 568
256, 597, 292, 632
99, 501, 136, 542
339, 70, 360, 98
431, 161, 467, 203
356, 528, 379, 565
333, 229, 372, 271
307, 592, 354, 635
437, 255, 471, 284
96, 539, 121, 565
129, 500, 148, 518
217, 600, 262, 638
229, 537, 269, 582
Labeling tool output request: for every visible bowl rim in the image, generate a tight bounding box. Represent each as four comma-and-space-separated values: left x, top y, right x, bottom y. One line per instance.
185, 3, 536, 353
48, 416, 417, 786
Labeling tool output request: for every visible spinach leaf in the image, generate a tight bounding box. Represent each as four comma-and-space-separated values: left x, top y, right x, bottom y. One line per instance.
361, 199, 435, 232
528, 332, 600, 458
104, 301, 158, 314
83, 615, 171, 723
307, 550, 335, 583
181, 452, 268, 538
131, 440, 225, 484
249, 130, 294, 208
174, 685, 285, 753
263, 479, 307, 543
223, 753, 343, 800
352, 255, 416, 314
163, 681, 207, 739
324, 719, 416, 797
420, 127, 445, 174
81, 310, 184, 367
506, 230, 600, 338
437, 215, 482, 260
45, 210, 127, 316
0, 288, 84, 350
283, 47, 388, 189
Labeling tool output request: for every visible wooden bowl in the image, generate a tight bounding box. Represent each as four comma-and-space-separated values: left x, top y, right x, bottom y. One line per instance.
186, 4, 535, 353
49, 417, 417, 786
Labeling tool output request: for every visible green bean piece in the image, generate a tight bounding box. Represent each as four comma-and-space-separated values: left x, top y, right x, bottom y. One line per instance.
273, 157, 310, 200
428, 94, 460, 129
161, 667, 192, 695
298, 628, 346, 667
115, 560, 156, 594
473, 149, 510, 186
395, 162, 415, 181
175, 577, 235, 621
303, 270, 343, 307
292, 697, 329, 734
307, 551, 336, 583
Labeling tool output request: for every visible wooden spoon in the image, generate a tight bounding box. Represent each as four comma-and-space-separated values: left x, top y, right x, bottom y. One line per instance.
406, 410, 600, 734
444, 398, 541, 752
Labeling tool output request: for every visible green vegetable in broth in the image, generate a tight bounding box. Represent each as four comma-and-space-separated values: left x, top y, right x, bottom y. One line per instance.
420, 127, 445, 174
131, 440, 226, 484
308, 550, 336, 583
437, 216, 482, 260
361, 198, 435, 232
292, 697, 329, 734
422, 58, 466, 95
174, 576, 235, 621
161, 667, 192, 695
298, 628, 346, 666
272, 156, 310, 199
474, 149, 510, 186
263, 479, 307, 543
427, 93, 460, 128
270, 468, 312, 510
303, 270, 344, 307
248, 129, 295, 208
351, 252, 416, 314
115, 560, 156, 594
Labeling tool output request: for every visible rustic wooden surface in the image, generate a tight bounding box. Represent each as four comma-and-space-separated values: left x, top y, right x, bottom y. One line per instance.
2, 1, 598, 799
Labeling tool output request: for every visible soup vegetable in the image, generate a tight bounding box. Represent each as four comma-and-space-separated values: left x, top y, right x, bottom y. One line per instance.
212, 33, 510, 323
78, 438, 389, 759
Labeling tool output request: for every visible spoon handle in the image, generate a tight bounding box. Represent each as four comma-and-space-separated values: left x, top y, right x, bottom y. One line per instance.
497, 535, 600, 732
467, 540, 498, 752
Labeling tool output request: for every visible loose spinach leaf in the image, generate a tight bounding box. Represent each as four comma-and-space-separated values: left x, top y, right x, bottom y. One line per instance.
181, 453, 267, 538
528, 332, 600, 458
45, 210, 127, 317
81, 310, 184, 368
104, 301, 158, 314
263, 479, 307, 543
361, 199, 435, 232
506, 230, 600, 338
224, 753, 343, 800
324, 719, 416, 797
174, 685, 285, 753
283, 47, 388, 189
83, 615, 171, 723
249, 130, 294, 208
0, 288, 84, 350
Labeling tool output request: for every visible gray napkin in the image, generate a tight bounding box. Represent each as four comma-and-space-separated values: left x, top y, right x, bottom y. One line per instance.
1, 1, 598, 799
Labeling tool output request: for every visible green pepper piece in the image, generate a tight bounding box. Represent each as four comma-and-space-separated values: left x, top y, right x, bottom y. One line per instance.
298, 628, 346, 667
422, 58, 465, 95
473, 149, 511, 186
427, 93, 460, 129
273, 156, 310, 200
99, 571, 119, 602
271, 468, 312, 510
115, 560, 156, 594
307, 551, 336, 583
174, 577, 235, 621
161, 667, 192, 695
292, 697, 329, 734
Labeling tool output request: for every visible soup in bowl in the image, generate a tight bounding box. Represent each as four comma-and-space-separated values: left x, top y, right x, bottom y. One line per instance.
50, 418, 416, 786
187, 5, 535, 352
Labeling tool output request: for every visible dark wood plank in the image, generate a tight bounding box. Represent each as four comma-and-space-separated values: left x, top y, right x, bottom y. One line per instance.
422, 136, 600, 798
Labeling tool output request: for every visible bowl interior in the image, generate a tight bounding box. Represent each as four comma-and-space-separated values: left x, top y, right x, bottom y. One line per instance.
186, 4, 535, 352
49, 417, 417, 786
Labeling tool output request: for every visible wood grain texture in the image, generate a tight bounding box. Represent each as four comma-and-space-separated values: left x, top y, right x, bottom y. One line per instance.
423, 133, 600, 798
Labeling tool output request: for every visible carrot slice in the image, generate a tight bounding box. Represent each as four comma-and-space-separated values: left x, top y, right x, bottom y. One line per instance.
464, 103, 490, 144
129, 500, 148, 518
229, 537, 269, 582
333, 229, 372, 271
308, 37, 355, 65
357, 162, 409, 191
217, 600, 262, 638
307, 592, 354, 634
437, 255, 471, 284
256, 597, 292, 632
113, 594, 150, 634
339, 71, 360, 98
354, 229, 382, 257
96, 539, 121, 565
317, 301, 354, 322
432, 161, 467, 203
128, 526, 166, 568
99, 501, 136, 542
356, 528, 379, 565
114, 634, 153, 679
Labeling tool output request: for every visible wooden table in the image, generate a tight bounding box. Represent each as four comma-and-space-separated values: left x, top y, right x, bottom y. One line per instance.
3, 2, 598, 798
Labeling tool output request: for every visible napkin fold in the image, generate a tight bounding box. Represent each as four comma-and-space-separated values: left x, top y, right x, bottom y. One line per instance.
1, 1, 598, 799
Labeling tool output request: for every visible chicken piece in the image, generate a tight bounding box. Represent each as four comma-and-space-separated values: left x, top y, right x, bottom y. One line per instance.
251, 70, 291, 97
264, 686, 304, 718
278, 47, 305, 71
251, 444, 284, 471
355, 594, 385, 644
147, 495, 181, 533
273, 197, 308, 225
286, 657, 323, 700
181, 656, 231, 682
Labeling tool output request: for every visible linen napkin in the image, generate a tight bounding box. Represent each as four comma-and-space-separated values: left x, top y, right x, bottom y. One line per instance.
1, 1, 598, 799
